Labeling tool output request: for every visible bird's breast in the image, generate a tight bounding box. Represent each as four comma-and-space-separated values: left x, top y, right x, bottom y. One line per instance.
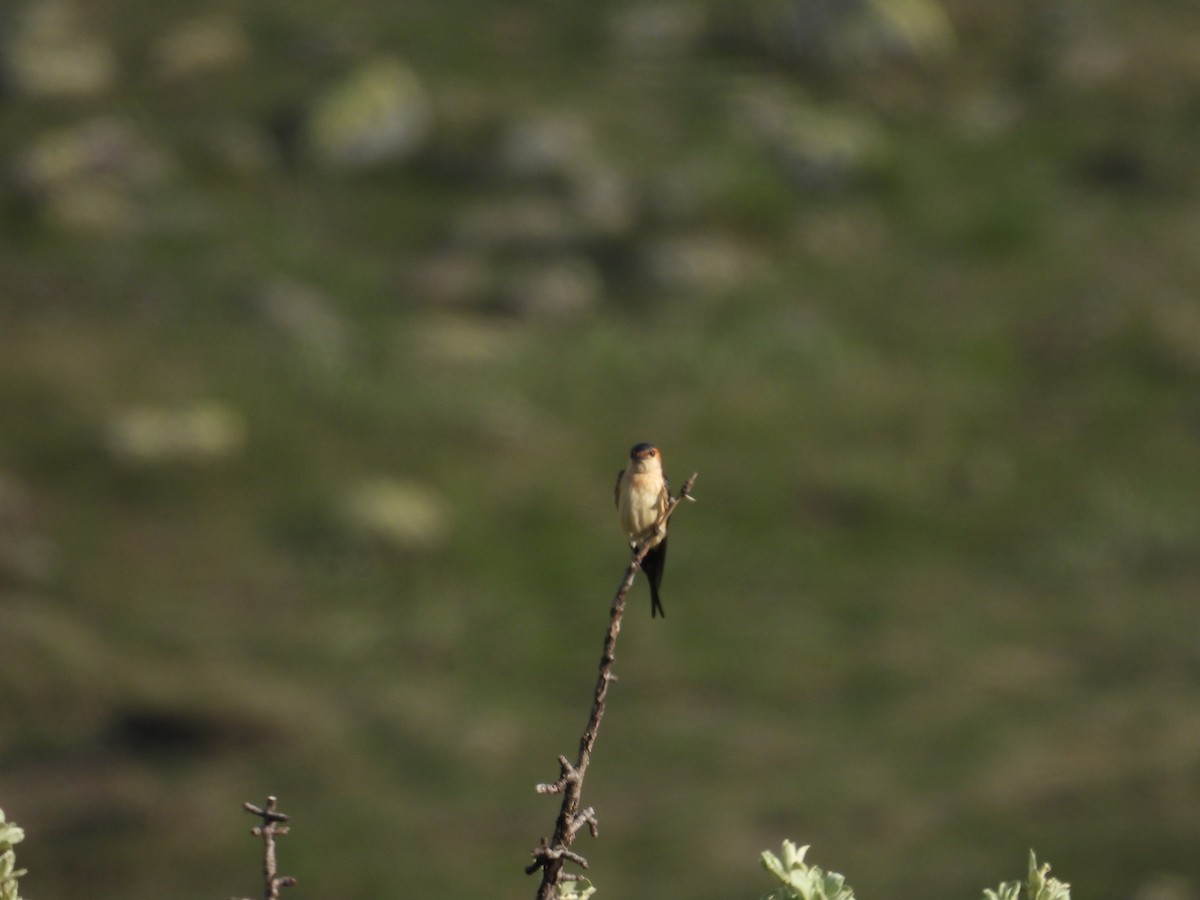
620, 471, 666, 537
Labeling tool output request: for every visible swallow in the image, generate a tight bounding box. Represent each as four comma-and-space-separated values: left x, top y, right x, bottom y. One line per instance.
615, 442, 670, 618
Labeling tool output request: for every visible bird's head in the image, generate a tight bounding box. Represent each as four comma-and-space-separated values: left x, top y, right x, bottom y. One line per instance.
628, 442, 662, 472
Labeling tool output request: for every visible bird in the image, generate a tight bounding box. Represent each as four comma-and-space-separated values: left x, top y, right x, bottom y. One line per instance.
615, 442, 670, 618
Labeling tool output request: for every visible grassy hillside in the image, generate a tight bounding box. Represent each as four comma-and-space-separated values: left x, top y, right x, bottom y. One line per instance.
2, 1, 1199, 898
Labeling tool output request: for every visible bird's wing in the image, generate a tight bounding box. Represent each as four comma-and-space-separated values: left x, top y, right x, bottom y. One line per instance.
657, 473, 671, 517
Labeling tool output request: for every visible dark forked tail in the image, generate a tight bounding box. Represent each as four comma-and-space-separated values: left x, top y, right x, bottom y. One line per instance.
642, 538, 667, 618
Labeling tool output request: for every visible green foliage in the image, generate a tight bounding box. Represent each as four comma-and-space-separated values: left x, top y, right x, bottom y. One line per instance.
983, 851, 1070, 900
556, 877, 596, 899
0, 810, 27, 900
759, 841, 855, 900
760, 844, 1068, 900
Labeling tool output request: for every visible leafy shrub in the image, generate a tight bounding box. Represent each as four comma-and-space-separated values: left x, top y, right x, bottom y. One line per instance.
0, 810, 26, 900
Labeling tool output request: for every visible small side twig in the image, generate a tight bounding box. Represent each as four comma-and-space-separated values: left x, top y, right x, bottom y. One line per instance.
235, 796, 297, 900
527, 472, 698, 899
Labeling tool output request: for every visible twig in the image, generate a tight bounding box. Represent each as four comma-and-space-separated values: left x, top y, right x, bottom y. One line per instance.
527, 472, 698, 899
238, 796, 298, 900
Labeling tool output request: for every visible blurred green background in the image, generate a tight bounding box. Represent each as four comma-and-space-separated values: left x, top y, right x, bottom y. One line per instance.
2, 0, 1199, 898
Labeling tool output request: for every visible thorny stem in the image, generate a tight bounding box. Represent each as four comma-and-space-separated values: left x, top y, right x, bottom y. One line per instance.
528, 473, 698, 899
241, 796, 297, 900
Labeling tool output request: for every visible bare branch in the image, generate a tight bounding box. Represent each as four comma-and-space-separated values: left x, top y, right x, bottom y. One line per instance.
526, 472, 698, 898
240, 796, 297, 900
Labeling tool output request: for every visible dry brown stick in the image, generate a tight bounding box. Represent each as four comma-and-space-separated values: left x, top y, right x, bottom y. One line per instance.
240, 797, 298, 900
527, 472, 698, 899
